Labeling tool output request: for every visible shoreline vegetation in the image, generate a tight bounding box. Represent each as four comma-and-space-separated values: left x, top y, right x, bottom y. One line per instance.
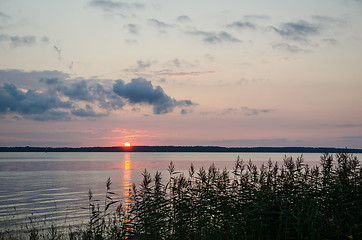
1, 146, 362, 153
1, 152, 361, 239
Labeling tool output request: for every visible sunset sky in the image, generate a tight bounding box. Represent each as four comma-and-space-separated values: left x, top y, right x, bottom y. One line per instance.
0, 0, 362, 148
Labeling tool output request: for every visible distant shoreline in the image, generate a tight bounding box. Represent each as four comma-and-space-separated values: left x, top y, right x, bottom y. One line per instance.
0, 146, 362, 153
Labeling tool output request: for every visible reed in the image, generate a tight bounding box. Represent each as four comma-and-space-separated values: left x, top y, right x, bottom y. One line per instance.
1, 152, 361, 239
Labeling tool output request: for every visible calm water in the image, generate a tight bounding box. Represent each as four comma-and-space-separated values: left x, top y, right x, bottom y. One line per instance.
0, 152, 360, 230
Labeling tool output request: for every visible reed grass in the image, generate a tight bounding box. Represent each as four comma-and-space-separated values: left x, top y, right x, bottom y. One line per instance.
1, 152, 361, 239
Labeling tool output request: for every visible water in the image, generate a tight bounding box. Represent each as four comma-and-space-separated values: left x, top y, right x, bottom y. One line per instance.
0, 152, 360, 230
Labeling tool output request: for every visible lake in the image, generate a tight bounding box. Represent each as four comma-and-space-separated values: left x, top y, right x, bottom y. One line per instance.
1, 152, 360, 231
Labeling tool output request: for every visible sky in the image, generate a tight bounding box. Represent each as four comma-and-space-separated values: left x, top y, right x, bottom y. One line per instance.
0, 0, 362, 148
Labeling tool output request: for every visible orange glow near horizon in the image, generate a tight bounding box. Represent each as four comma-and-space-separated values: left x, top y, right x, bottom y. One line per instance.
124, 142, 131, 147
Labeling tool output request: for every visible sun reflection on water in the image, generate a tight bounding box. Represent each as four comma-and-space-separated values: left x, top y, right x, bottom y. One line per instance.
123, 153, 132, 223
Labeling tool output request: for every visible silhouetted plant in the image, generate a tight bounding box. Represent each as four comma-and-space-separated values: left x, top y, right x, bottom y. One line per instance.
1, 152, 361, 240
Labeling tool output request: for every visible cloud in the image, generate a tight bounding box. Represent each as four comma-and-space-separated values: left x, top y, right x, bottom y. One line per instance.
0, 70, 69, 89
154, 70, 216, 78
69, 61, 74, 70
41, 36, 49, 43
0, 12, 10, 19
48, 79, 125, 110
323, 38, 338, 45
57, 80, 94, 101
125, 39, 138, 44
126, 23, 138, 34
89, 0, 143, 12
180, 109, 193, 115
123, 60, 153, 72
0, 34, 9, 42
0, 83, 72, 116
211, 138, 290, 146
323, 124, 362, 128
226, 21, 256, 30
221, 108, 237, 115
32, 111, 71, 121
165, 58, 196, 68
272, 42, 306, 53
187, 30, 241, 43
177, 15, 191, 22
71, 105, 108, 117
270, 20, 320, 42
113, 78, 195, 114
341, 136, 362, 139
0, 34, 49, 48
0, 70, 195, 120
136, 60, 151, 70
243, 15, 270, 21
53, 45, 61, 59
148, 18, 173, 28
10, 35, 36, 47
241, 107, 270, 116
312, 15, 345, 26
0, 71, 124, 120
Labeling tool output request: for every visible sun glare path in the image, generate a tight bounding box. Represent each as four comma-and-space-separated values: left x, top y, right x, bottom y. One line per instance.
124, 142, 131, 147
123, 153, 132, 224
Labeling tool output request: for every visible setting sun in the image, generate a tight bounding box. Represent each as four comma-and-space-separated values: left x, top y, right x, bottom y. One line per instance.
124, 142, 131, 147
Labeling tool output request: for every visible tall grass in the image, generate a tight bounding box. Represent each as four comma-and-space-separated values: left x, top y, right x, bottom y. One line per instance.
1, 152, 361, 239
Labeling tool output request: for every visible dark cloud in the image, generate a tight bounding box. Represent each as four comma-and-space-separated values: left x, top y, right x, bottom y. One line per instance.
113, 78, 195, 114
272, 43, 306, 53
57, 80, 94, 101
187, 30, 241, 43
88, 83, 125, 111
50, 79, 125, 111
0, 83, 72, 116
270, 20, 320, 42
241, 107, 270, 116
0, 71, 122, 120
177, 15, 191, 22
0, 70, 195, 120
226, 21, 256, 30
40, 78, 60, 85
148, 19, 173, 28
10, 35, 36, 47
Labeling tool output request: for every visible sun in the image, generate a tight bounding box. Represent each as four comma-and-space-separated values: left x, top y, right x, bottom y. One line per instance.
124, 142, 131, 147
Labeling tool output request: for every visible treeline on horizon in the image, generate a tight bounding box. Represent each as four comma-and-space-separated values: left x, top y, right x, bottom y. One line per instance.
0, 146, 362, 153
